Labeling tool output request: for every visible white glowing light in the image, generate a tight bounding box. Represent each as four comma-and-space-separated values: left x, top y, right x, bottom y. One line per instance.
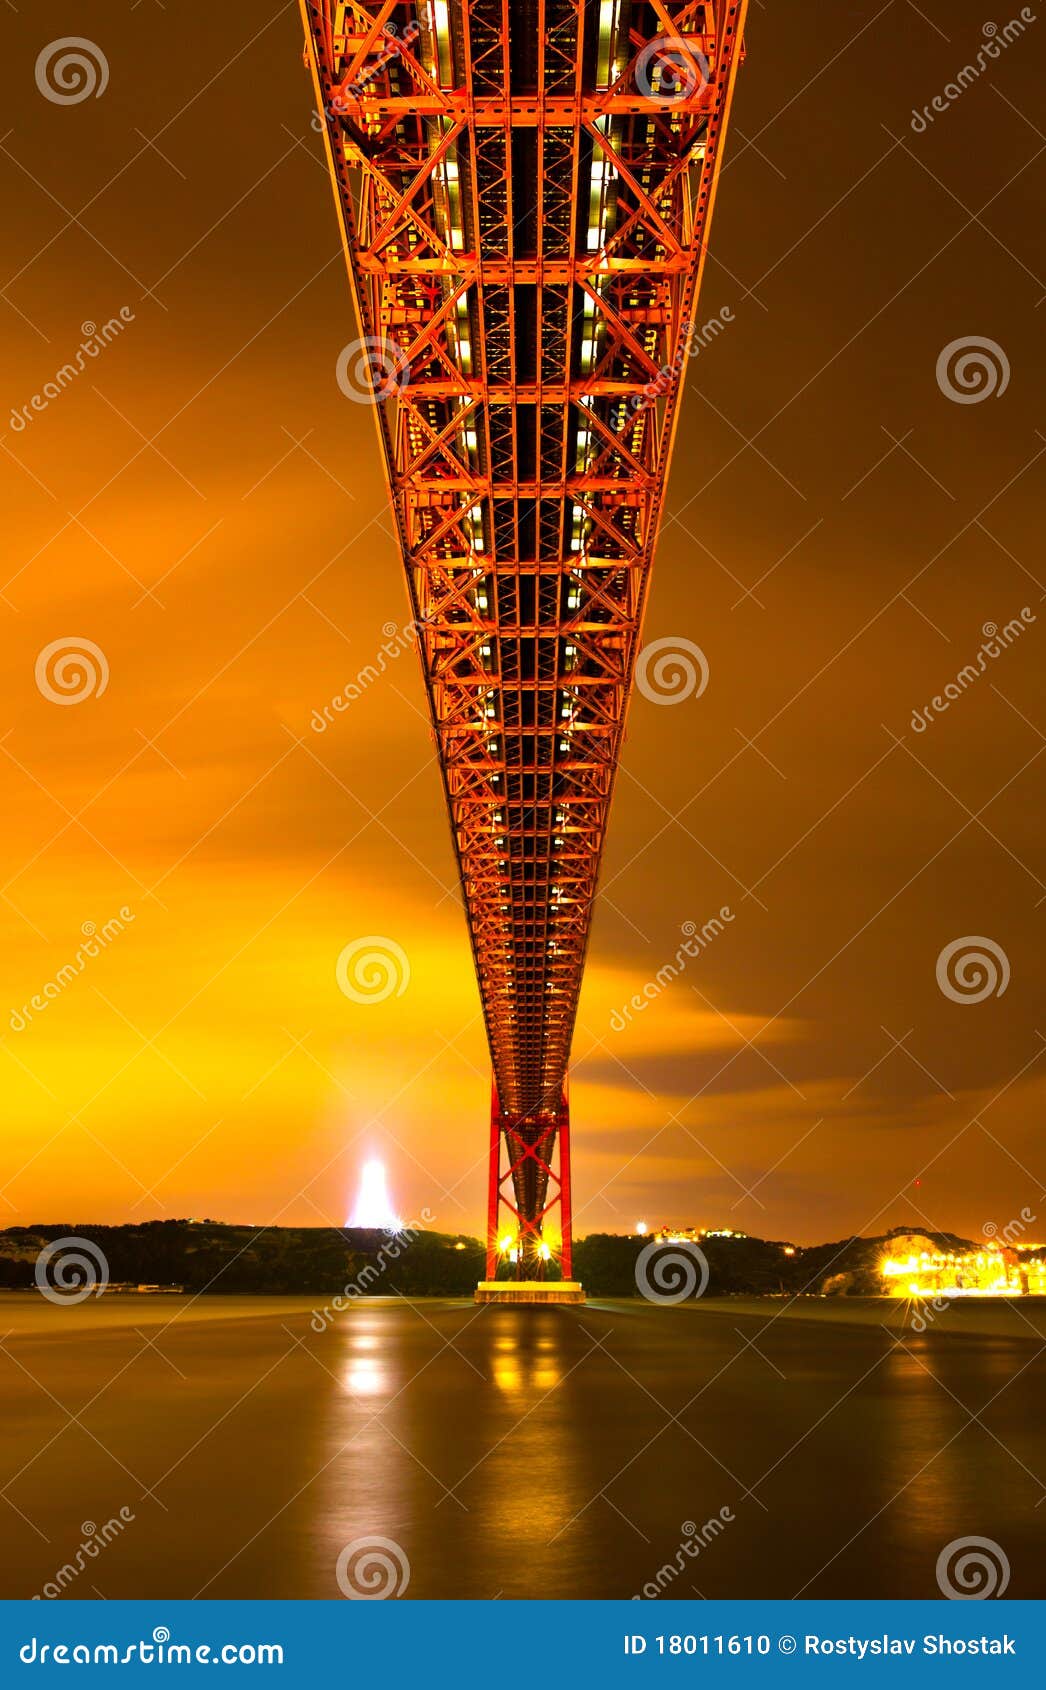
635, 1220, 648, 1236
348, 1158, 402, 1231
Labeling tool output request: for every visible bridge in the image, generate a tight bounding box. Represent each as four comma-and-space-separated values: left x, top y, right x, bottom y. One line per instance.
301, 0, 747, 1301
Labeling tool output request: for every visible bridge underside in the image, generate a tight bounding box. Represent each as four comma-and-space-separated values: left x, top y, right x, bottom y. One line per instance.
301, 0, 746, 1286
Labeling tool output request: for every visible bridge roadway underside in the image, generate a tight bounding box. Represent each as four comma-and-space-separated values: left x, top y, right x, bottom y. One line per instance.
301, 1, 747, 1290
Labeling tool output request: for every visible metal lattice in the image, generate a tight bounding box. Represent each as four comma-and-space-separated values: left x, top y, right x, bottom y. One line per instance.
300, 0, 747, 1278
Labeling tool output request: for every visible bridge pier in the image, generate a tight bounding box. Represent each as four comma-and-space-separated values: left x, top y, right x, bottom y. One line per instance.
474, 1281, 585, 1306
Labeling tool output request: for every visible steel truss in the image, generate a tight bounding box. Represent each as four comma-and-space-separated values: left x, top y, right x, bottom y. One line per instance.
301, 0, 747, 1281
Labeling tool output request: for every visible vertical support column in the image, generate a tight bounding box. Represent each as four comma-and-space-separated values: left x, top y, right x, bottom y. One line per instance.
558, 1087, 574, 1281
485, 1076, 501, 1281
482, 1076, 575, 1285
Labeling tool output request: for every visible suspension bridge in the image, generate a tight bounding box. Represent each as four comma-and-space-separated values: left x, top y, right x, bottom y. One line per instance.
300, 0, 747, 1302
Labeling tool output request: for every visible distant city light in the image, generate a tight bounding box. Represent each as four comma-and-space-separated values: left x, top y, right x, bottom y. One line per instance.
348, 1158, 402, 1231
881, 1246, 1046, 1298
642, 1225, 748, 1244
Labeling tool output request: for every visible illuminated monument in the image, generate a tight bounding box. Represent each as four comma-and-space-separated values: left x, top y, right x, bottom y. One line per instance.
348, 1158, 402, 1231
301, 1, 747, 1301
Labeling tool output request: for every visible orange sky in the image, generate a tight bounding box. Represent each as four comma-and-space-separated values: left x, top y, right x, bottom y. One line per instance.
2, 2, 1045, 1244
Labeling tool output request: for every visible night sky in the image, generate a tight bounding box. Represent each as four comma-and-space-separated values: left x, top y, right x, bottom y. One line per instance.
1, 1, 1043, 1244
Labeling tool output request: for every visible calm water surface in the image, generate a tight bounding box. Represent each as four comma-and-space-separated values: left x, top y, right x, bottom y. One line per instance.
1, 1294, 1043, 1599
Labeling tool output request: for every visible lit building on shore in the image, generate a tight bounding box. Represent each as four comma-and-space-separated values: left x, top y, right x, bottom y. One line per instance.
881, 1235, 1046, 1298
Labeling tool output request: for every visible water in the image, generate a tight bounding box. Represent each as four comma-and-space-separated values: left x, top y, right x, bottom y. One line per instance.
1, 1294, 1042, 1599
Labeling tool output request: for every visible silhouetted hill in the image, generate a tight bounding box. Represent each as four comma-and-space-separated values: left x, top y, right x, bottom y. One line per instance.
0, 1219, 982, 1298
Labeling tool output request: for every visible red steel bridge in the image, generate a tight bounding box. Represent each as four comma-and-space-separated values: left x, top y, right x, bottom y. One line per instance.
301, 0, 747, 1298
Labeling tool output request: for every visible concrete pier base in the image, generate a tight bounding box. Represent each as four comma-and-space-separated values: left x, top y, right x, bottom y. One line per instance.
474, 1280, 585, 1306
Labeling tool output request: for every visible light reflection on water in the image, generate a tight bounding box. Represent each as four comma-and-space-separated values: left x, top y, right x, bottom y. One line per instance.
0, 1296, 1042, 1600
